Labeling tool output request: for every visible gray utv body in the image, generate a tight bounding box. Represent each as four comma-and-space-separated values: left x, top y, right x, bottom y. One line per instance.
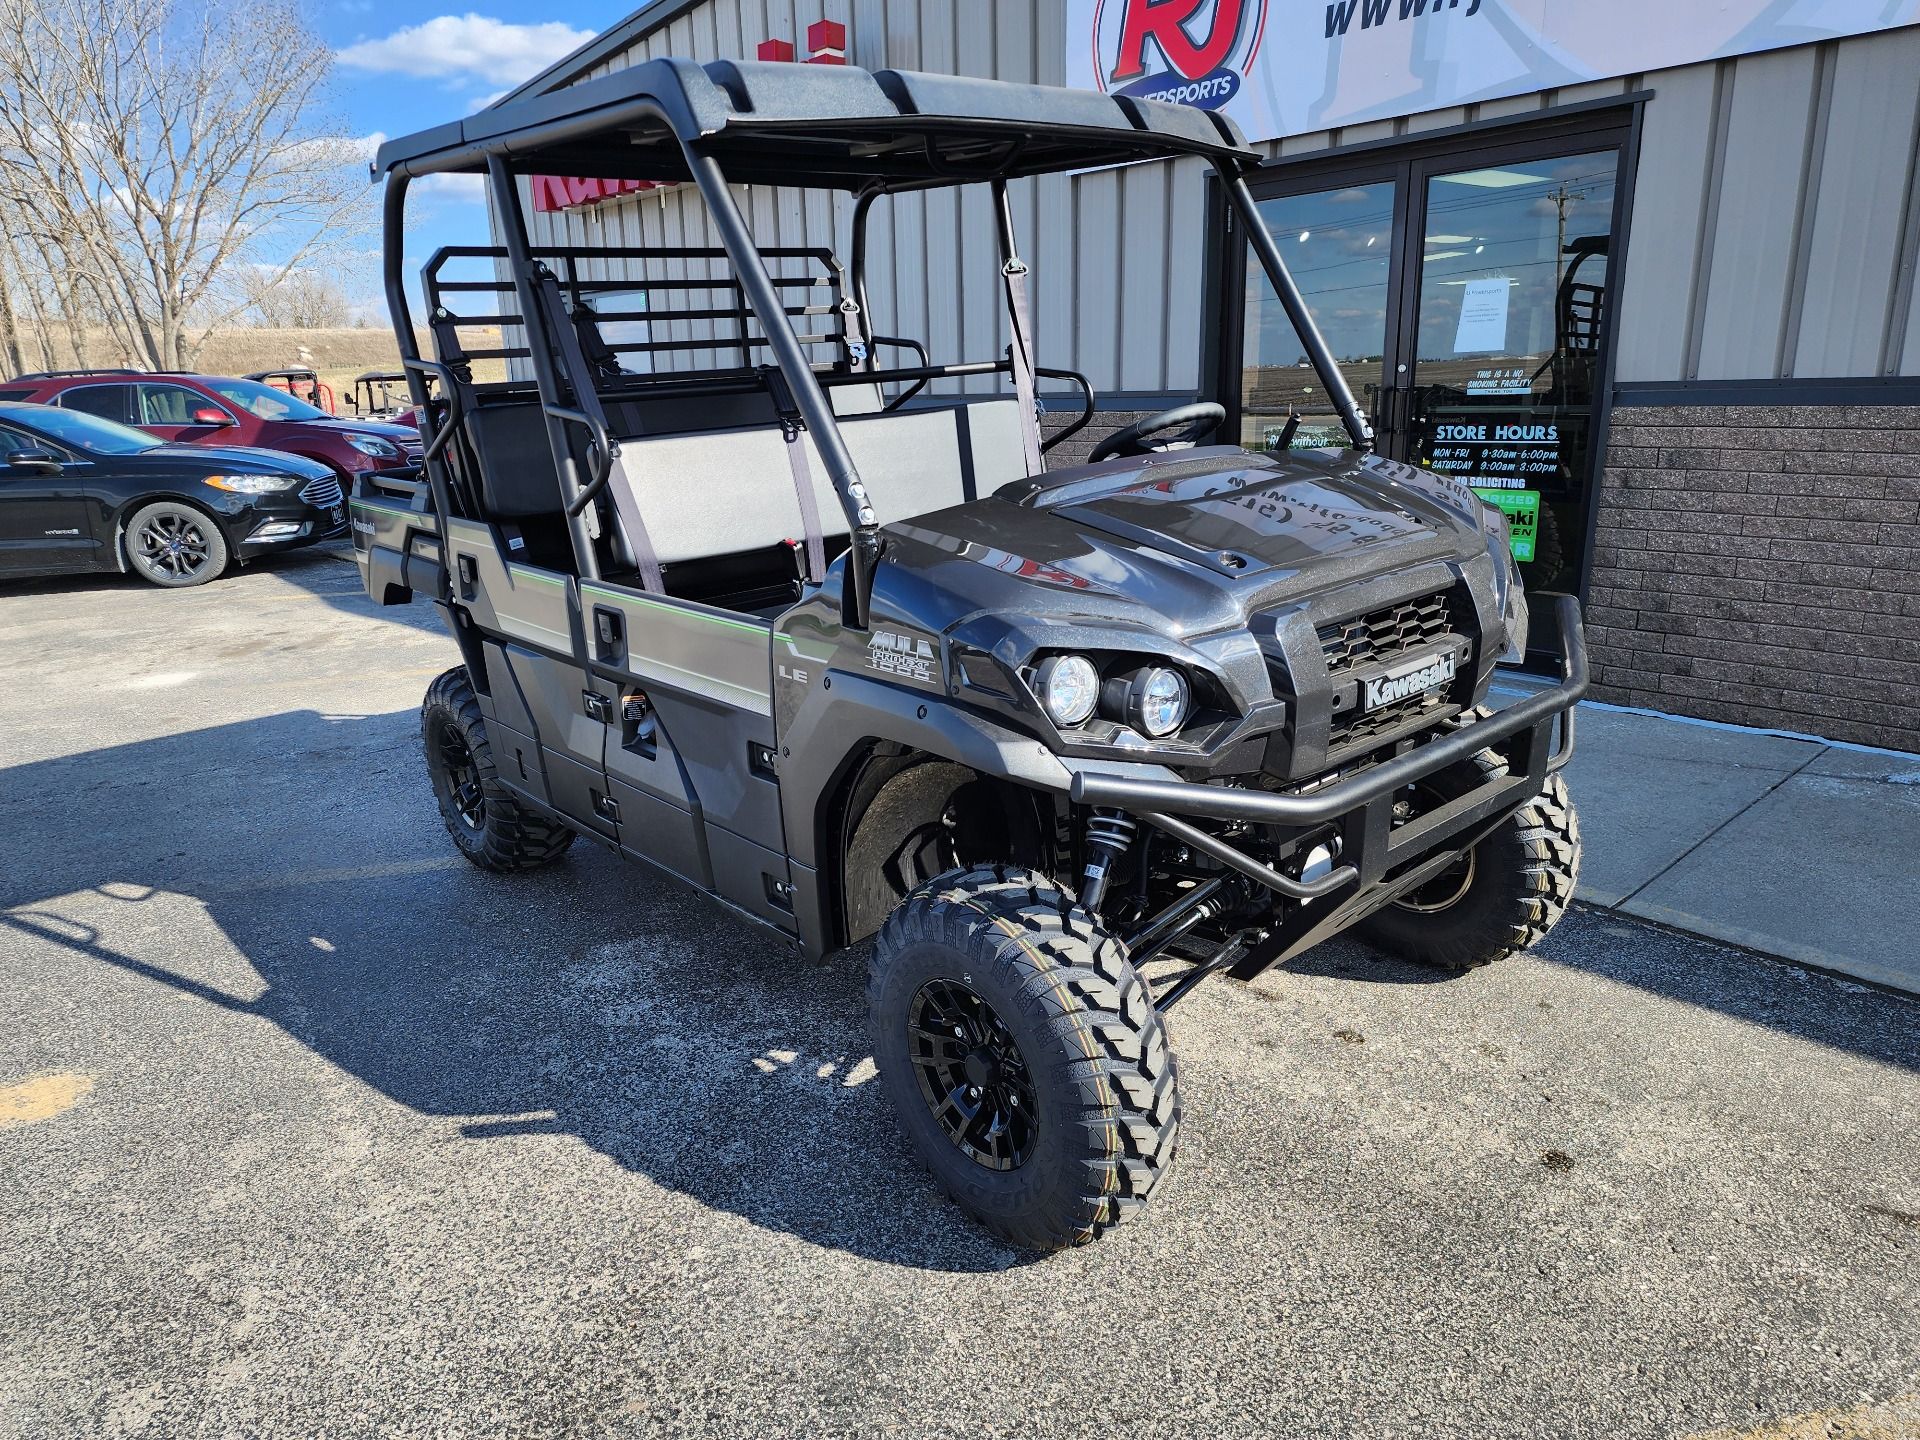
354, 56, 1586, 1249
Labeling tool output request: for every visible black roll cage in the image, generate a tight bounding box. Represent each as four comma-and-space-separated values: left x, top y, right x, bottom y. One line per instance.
379, 65, 1373, 630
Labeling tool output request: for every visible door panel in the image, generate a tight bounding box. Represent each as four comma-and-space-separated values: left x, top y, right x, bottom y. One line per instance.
0, 430, 96, 572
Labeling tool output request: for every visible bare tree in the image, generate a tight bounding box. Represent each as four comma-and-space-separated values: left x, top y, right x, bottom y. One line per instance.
238, 267, 356, 329
0, 0, 371, 371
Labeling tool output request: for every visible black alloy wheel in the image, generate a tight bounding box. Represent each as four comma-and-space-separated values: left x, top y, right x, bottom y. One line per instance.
907, 978, 1038, 1170
434, 719, 486, 831
125, 501, 228, 587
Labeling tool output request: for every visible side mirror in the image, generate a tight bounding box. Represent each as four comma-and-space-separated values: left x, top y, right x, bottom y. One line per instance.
192, 407, 235, 426
6, 449, 62, 474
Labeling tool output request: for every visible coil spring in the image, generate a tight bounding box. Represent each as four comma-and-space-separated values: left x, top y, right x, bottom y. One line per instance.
1086, 808, 1138, 858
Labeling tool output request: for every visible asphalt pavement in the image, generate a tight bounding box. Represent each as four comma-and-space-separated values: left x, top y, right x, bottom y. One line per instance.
2, 547, 1917, 1440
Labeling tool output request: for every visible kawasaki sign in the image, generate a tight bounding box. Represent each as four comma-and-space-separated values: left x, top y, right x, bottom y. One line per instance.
1069, 0, 1920, 143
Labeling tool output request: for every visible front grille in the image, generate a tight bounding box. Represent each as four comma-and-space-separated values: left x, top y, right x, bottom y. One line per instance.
1327, 690, 1452, 752
299, 475, 344, 508
1317, 592, 1455, 675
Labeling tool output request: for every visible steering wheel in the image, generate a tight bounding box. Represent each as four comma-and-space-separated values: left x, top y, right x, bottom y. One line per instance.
1086, 402, 1227, 464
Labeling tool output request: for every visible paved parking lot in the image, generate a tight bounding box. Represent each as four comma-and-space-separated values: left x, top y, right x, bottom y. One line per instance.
2, 548, 1917, 1439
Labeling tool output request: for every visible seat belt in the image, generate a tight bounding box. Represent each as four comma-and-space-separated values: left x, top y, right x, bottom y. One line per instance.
534, 268, 663, 592
838, 294, 870, 368
1001, 257, 1045, 478
767, 367, 827, 585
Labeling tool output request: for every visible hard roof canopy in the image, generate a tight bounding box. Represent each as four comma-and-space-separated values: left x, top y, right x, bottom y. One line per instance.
374, 58, 1258, 191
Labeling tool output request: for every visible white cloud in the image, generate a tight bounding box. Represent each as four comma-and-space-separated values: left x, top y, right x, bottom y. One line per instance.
337, 14, 594, 86
413, 171, 488, 203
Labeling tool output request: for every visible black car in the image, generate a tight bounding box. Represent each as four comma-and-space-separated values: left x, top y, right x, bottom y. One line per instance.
0, 402, 348, 588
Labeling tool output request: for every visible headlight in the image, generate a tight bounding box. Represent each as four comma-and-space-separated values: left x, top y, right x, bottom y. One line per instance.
1114, 666, 1190, 738
1481, 500, 1529, 662
1034, 654, 1099, 728
346, 434, 400, 458
204, 473, 300, 494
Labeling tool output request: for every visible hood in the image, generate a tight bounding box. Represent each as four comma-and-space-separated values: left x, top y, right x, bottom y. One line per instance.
881, 446, 1488, 635
146, 443, 334, 478
297, 417, 419, 442
1027, 447, 1482, 580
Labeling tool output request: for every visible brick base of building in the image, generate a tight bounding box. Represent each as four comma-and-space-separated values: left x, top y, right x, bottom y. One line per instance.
1588, 403, 1920, 752
1038, 408, 1164, 468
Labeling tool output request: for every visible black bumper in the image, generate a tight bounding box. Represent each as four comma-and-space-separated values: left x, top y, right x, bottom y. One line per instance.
1070, 594, 1587, 901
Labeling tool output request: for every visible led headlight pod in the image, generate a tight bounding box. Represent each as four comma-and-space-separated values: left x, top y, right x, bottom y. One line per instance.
1034, 654, 1099, 728
1128, 666, 1190, 738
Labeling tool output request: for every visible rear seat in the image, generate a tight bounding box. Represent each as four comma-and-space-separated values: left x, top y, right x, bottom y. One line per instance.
456, 389, 1027, 581
608, 398, 1026, 565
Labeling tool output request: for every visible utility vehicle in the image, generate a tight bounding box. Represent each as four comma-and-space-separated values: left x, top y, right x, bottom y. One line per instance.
355, 59, 1586, 1251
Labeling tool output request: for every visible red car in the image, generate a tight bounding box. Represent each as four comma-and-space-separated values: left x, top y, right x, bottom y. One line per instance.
0, 369, 423, 494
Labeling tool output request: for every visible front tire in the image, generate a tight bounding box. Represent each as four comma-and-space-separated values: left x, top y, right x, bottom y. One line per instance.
125, 501, 227, 587
422, 666, 575, 872
869, 866, 1179, 1251
1356, 752, 1580, 972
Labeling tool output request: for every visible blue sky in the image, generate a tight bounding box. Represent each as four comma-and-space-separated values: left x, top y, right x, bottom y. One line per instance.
319, 3, 641, 317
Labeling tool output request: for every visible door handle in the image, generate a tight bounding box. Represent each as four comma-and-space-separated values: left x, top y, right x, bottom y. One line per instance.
591, 604, 625, 663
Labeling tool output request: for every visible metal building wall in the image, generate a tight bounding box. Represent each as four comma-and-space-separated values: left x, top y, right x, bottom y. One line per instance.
516, 3, 1920, 396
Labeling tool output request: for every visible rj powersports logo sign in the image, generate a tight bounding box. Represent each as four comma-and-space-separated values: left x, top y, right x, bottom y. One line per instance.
1067, 0, 1920, 144
1089, 0, 1268, 111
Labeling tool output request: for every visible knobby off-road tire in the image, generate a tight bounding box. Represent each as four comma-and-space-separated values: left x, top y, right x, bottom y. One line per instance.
869, 866, 1179, 1251
1356, 748, 1580, 973
421, 666, 575, 872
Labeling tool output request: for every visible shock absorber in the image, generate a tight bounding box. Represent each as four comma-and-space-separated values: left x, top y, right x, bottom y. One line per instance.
1080, 808, 1137, 914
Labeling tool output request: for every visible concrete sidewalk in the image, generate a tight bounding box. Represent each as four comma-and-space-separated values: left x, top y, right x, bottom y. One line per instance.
1494, 679, 1920, 995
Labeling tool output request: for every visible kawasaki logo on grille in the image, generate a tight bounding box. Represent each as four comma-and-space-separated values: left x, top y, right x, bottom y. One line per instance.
1362, 650, 1456, 711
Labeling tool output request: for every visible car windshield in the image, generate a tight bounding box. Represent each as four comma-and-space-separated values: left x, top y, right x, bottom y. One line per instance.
204, 377, 327, 421
9, 405, 161, 456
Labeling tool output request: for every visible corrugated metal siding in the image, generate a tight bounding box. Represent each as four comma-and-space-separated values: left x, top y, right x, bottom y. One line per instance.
513, 5, 1920, 396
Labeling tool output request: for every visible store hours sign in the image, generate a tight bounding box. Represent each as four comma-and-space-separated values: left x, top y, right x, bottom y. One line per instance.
1067, 0, 1920, 142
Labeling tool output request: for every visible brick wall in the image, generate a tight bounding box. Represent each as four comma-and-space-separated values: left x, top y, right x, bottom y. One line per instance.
1588, 404, 1920, 752
1039, 408, 1163, 468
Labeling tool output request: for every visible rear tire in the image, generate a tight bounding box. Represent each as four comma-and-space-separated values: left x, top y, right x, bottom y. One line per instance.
1356, 751, 1580, 972
869, 866, 1179, 1251
422, 666, 574, 872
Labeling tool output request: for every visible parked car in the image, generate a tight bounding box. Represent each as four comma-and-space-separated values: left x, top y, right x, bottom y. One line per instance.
0, 370, 422, 495
0, 401, 347, 587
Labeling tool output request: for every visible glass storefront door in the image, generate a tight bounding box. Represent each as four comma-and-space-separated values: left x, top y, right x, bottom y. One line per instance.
1233, 122, 1631, 664
1237, 175, 1401, 453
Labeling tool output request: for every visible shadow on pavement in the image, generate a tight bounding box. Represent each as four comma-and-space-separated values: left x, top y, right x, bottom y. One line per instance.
0, 707, 1028, 1273
5, 707, 1915, 1283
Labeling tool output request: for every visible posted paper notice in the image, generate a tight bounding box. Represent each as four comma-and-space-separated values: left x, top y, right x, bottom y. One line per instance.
1453, 278, 1511, 354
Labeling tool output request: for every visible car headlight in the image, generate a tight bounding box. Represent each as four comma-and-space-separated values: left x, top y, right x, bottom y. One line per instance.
346, 434, 401, 459
1109, 666, 1190, 738
1481, 500, 1529, 662
204, 473, 301, 494
1034, 654, 1100, 728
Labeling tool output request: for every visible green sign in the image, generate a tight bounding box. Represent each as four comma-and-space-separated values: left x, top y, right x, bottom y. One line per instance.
1473, 487, 1540, 564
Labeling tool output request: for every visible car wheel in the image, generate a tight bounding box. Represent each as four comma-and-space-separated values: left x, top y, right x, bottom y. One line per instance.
125, 501, 228, 588
869, 865, 1180, 1251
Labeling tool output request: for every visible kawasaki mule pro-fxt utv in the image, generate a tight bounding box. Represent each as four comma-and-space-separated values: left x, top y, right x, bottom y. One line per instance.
355, 59, 1587, 1251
